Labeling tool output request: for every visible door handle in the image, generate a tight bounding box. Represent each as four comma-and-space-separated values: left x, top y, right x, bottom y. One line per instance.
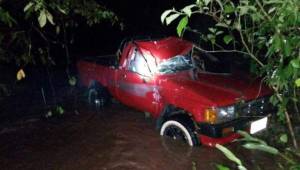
123, 74, 127, 79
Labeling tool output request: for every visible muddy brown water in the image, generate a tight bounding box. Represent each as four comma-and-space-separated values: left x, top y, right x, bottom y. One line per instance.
0, 104, 280, 170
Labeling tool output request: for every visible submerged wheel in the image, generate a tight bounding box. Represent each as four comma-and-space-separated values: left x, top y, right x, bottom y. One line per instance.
160, 117, 199, 146
87, 84, 110, 110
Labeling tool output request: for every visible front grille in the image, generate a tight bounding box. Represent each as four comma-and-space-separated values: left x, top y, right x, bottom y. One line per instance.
236, 96, 274, 118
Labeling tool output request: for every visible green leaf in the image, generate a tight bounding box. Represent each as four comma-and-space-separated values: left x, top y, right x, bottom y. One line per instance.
224, 4, 235, 14
166, 13, 181, 25
208, 27, 216, 33
279, 134, 288, 143
237, 165, 247, 170
247, 6, 257, 12
57, 6, 67, 14
216, 22, 228, 28
237, 131, 267, 145
24, 2, 34, 12
242, 143, 279, 155
216, 144, 242, 166
216, 31, 224, 35
238, 6, 249, 16
204, 0, 211, 6
233, 21, 241, 30
207, 34, 215, 43
216, 164, 230, 170
56, 26, 60, 34
291, 59, 300, 68
223, 35, 233, 44
225, 19, 232, 25
46, 111, 52, 118
273, 34, 282, 52
283, 39, 291, 57
290, 165, 300, 170
0, 7, 16, 27
56, 106, 64, 115
283, 64, 293, 78
181, 5, 196, 17
177, 16, 188, 37
34, 2, 42, 11
295, 78, 300, 87
68, 76, 77, 86
161, 9, 174, 24
268, 7, 276, 14
38, 10, 47, 28
45, 10, 54, 25
265, 0, 283, 5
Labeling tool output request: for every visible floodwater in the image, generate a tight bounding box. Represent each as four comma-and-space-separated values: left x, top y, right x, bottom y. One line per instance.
0, 104, 280, 170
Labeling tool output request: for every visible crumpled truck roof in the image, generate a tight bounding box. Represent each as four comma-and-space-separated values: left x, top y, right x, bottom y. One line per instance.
134, 37, 193, 62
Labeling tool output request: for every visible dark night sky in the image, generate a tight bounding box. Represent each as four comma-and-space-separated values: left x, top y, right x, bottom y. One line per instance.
73, 0, 195, 56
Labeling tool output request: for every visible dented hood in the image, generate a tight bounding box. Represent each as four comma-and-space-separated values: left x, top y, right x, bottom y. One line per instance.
160, 72, 272, 107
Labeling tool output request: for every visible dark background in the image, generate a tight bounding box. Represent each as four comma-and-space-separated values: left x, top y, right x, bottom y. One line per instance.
71, 0, 205, 56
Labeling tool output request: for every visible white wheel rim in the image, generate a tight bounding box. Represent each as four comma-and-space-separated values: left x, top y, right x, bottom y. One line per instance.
160, 120, 194, 146
88, 89, 98, 104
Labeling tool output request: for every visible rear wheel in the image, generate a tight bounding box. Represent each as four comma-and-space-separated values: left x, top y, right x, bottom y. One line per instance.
88, 84, 110, 110
160, 117, 199, 146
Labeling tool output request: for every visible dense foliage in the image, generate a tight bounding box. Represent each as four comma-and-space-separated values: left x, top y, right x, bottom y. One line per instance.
0, 0, 120, 67
162, 0, 300, 149
0, 0, 121, 116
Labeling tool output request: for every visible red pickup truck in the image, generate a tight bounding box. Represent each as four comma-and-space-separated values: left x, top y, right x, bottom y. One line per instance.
77, 37, 274, 147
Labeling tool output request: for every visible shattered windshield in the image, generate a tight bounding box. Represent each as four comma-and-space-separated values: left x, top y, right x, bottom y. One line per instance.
192, 47, 232, 74
155, 47, 238, 75
157, 54, 194, 74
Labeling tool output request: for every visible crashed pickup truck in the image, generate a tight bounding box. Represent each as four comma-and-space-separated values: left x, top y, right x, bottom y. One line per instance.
77, 37, 274, 146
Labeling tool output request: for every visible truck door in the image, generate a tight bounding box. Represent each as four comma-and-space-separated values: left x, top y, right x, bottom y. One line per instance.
116, 47, 158, 114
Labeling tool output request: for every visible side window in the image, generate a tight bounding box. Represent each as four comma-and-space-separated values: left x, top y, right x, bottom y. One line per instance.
128, 48, 151, 77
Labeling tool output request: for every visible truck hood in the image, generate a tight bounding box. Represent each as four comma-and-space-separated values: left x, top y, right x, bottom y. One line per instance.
159, 72, 272, 107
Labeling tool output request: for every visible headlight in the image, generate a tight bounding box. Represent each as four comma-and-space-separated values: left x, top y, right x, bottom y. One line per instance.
204, 106, 235, 124
217, 106, 235, 123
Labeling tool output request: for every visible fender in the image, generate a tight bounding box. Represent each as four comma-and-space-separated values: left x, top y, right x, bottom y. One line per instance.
156, 104, 196, 130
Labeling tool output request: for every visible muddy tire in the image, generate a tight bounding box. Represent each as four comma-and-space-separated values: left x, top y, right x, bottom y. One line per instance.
87, 84, 110, 110
160, 117, 199, 146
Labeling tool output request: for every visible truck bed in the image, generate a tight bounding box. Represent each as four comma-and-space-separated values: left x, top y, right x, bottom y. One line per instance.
81, 55, 118, 67
77, 55, 117, 89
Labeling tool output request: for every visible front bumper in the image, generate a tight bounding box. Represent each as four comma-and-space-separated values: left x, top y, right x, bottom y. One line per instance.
197, 115, 271, 146
196, 95, 277, 146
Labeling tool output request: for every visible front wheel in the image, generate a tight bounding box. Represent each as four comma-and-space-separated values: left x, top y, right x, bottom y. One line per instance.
160, 118, 199, 146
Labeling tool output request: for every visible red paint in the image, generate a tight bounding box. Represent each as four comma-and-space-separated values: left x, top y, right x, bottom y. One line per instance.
77, 37, 272, 145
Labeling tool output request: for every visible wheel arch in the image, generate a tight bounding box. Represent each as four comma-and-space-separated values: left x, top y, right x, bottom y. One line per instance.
156, 104, 197, 131
87, 79, 111, 107
88, 80, 101, 89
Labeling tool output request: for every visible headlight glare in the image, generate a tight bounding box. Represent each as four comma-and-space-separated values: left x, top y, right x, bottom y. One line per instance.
216, 106, 235, 123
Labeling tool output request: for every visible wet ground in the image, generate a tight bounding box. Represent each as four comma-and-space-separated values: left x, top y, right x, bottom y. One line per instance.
0, 103, 282, 170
